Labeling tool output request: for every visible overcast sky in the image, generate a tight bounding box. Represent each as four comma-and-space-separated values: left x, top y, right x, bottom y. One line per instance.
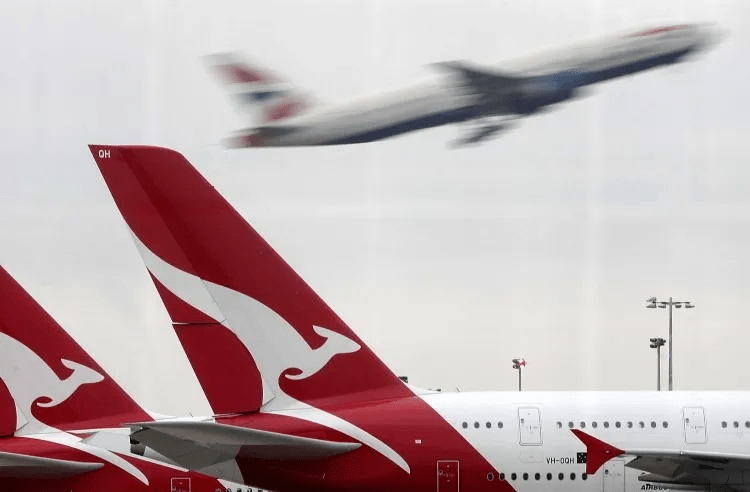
1, 0, 748, 417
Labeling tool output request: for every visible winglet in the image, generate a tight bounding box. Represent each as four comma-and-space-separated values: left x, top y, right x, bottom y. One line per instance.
571, 429, 625, 474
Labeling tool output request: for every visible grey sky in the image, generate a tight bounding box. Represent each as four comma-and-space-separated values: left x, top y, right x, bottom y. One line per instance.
1, 0, 748, 417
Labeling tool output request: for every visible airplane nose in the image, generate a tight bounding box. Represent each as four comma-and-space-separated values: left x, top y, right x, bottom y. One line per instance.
696, 23, 727, 50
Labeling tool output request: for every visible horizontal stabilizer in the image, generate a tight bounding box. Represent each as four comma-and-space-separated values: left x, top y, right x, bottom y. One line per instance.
127, 420, 360, 468
0, 450, 103, 479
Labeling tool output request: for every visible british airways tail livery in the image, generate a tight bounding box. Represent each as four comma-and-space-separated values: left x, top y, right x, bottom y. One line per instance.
91, 144, 750, 492
207, 23, 723, 148
0, 265, 255, 491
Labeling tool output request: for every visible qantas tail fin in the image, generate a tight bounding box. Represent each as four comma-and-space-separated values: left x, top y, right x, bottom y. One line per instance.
205, 53, 314, 127
89, 145, 413, 416
0, 266, 152, 434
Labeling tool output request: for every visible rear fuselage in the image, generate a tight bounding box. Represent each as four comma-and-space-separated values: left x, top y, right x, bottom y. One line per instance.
214, 390, 749, 492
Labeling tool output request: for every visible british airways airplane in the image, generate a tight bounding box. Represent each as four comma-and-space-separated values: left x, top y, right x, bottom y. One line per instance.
88, 144, 750, 492
207, 23, 723, 148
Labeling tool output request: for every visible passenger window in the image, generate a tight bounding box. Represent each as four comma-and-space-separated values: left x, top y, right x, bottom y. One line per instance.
722, 421, 728, 428
500, 473, 505, 480
558, 473, 564, 480
462, 422, 468, 429
627, 421, 633, 428
580, 421, 586, 428
557, 421, 562, 428
582, 473, 588, 480
639, 421, 645, 428
511, 473, 517, 480
474, 422, 480, 428
604, 421, 609, 428
663, 421, 668, 428
547, 473, 552, 480
486, 422, 491, 429
568, 421, 574, 428
498, 421, 504, 429
592, 421, 598, 428
570, 473, 576, 480
523, 473, 529, 480
615, 421, 621, 428
650, 421, 656, 428
535, 473, 540, 480
734, 421, 739, 428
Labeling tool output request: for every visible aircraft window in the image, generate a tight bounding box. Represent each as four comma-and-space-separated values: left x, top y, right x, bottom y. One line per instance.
746, 421, 750, 428
534, 473, 540, 480
498, 421, 504, 429
570, 473, 576, 480
486, 422, 491, 429
523, 473, 529, 480
615, 421, 621, 428
568, 421, 574, 428
627, 421, 633, 428
487, 473, 494, 481
547, 473, 552, 480
557, 421, 562, 428
663, 421, 669, 428
651, 421, 656, 428
500, 473, 505, 480
592, 421, 598, 428
558, 473, 564, 480
474, 422, 480, 428
462, 422, 468, 429
722, 421, 727, 428
604, 421, 609, 428
639, 421, 645, 428
580, 421, 586, 428
511, 473, 517, 480
734, 421, 739, 428
583, 473, 588, 480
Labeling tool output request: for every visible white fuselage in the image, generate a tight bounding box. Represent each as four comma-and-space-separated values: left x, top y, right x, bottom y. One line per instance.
248, 23, 719, 147
422, 390, 749, 492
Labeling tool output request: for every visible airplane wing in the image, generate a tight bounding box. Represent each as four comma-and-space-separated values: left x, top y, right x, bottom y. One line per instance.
431, 60, 526, 107
0, 451, 103, 479
224, 125, 304, 148
127, 420, 361, 471
573, 429, 750, 490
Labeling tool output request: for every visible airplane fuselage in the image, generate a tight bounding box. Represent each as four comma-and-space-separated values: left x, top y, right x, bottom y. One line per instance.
233, 24, 719, 147
214, 390, 750, 492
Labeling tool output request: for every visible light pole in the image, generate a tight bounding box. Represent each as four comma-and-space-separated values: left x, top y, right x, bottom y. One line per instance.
512, 358, 526, 391
649, 337, 666, 390
646, 297, 695, 391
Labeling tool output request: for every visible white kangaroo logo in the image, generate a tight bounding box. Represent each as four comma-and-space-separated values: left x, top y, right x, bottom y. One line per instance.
134, 232, 410, 473
0, 332, 104, 432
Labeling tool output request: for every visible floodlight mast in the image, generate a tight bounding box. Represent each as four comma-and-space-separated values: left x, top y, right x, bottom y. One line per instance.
646, 297, 695, 391
512, 358, 526, 391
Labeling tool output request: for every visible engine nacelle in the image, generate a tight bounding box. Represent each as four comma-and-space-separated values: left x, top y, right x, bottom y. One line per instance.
513, 70, 586, 114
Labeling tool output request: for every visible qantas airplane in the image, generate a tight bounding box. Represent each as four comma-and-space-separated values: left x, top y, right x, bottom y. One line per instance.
207, 23, 723, 148
0, 265, 251, 491
88, 144, 750, 492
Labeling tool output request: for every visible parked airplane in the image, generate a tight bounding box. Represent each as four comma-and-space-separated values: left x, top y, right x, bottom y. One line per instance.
0, 265, 251, 491
90, 144, 750, 492
207, 23, 723, 148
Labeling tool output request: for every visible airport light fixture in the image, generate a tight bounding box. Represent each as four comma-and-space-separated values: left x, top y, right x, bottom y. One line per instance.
512, 358, 526, 391
649, 337, 666, 391
646, 297, 695, 391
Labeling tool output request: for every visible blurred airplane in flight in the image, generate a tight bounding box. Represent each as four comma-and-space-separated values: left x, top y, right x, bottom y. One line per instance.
206, 23, 723, 148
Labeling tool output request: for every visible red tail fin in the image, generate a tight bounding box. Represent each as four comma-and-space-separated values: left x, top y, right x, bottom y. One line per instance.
0, 265, 152, 433
89, 145, 412, 414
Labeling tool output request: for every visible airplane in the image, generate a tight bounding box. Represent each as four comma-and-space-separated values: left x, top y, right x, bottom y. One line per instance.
0, 264, 252, 491
206, 23, 724, 148
89, 143, 750, 492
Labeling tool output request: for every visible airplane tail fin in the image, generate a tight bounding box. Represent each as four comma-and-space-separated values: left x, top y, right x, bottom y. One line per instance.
205, 53, 314, 126
0, 266, 152, 434
89, 145, 413, 415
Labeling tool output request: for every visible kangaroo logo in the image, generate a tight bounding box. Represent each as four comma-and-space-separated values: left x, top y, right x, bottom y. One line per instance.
0, 332, 104, 433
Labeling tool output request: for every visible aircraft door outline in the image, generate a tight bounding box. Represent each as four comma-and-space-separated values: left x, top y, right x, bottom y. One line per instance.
683, 407, 706, 444
603, 459, 625, 492
437, 460, 459, 492
518, 407, 542, 445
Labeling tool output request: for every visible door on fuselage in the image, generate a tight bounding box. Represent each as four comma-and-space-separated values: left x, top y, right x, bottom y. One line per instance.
518, 407, 542, 445
683, 407, 706, 444
437, 460, 459, 492
603, 459, 625, 492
